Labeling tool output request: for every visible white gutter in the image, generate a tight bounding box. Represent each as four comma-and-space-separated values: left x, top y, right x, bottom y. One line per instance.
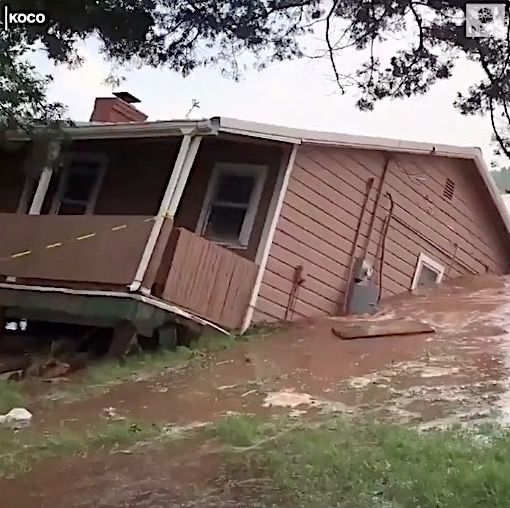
216, 117, 481, 159
0, 282, 229, 335
5, 119, 217, 141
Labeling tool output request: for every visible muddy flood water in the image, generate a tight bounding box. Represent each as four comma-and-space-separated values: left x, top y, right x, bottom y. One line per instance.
5, 274, 510, 506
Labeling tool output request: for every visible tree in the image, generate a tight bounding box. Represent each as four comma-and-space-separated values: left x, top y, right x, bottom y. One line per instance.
2, 1, 509, 159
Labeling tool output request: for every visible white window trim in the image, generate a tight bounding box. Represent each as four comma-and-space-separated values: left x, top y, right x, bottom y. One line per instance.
50, 152, 107, 215
196, 163, 268, 248
411, 252, 445, 290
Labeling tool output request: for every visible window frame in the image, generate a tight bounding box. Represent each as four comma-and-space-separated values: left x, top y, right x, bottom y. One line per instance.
50, 152, 107, 215
196, 162, 268, 248
411, 252, 445, 290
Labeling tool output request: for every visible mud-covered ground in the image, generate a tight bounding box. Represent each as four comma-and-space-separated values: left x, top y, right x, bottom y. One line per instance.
4, 274, 510, 507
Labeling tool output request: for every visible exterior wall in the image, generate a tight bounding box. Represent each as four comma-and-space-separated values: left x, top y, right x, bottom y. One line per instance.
253, 144, 509, 323
0, 145, 28, 212
175, 138, 282, 261
40, 138, 181, 216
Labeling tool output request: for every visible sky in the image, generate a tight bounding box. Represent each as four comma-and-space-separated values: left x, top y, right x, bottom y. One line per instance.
39, 38, 499, 166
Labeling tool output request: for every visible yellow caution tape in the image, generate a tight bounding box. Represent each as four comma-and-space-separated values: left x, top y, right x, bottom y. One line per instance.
0, 213, 172, 264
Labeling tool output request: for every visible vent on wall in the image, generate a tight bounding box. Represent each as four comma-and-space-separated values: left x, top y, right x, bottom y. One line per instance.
443, 178, 455, 201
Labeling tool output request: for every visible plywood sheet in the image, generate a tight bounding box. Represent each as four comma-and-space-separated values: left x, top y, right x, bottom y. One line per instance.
332, 319, 435, 340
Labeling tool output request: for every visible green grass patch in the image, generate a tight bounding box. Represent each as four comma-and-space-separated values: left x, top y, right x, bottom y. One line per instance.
194, 333, 237, 352
213, 414, 267, 447
220, 416, 510, 508
0, 418, 190, 479
44, 346, 194, 403
86, 346, 194, 385
0, 381, 26, 414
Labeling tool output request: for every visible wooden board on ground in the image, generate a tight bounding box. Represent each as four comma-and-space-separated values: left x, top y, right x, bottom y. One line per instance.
332, 319, 435, 340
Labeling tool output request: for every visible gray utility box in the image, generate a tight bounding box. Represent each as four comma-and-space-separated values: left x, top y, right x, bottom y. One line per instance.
346, 282, 379, 315
346, 257, 379, 315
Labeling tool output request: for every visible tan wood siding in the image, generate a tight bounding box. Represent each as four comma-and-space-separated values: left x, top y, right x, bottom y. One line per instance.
254, 145, 508, 323
161, 228, 258, 329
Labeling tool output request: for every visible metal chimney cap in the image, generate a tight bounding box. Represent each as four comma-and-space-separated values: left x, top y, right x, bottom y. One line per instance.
113, 91, 141, 104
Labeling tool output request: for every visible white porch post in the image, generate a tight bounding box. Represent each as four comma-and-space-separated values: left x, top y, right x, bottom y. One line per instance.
167, 136, 202, 217
27, 140, 61, 215
28, 168, 52, 215
129, 134, 201, 292
241, 143, 299, 333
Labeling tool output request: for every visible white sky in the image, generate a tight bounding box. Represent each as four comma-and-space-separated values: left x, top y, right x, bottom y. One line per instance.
40, 39, 499, 165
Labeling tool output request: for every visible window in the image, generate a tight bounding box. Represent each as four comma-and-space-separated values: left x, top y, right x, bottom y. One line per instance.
51, 154, 106, 215
411, 253, 445, 290
197, 163, 267, 247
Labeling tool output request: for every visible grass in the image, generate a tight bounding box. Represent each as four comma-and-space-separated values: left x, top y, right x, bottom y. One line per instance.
213, 415, 510, 508
0, 418, 193, 479
213, 414, 268, 447
0, 381, 27, 414
42, 346, 194, 404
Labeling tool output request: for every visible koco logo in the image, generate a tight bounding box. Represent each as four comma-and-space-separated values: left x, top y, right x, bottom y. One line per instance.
2, 4, 47, 30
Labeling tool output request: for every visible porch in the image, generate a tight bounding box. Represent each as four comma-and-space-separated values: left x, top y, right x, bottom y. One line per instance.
0, 132, 292, 332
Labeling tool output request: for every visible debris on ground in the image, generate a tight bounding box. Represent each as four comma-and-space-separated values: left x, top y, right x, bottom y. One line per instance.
332, 318, 435, 340
0, 407, 32, 428
104, 407, 126, 421
263, 389, 317, 408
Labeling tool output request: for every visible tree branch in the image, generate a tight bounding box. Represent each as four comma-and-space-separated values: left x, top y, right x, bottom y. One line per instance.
325, 0, 343, 91
489, 96, 510, 160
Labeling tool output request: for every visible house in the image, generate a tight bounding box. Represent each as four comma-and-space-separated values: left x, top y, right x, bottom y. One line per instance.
0, 94, 509, 347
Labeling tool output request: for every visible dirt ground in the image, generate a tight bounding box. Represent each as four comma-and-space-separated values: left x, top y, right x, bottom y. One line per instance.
3, 274, 510, 506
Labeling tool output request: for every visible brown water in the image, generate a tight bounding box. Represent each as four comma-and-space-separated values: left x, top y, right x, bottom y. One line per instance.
4, 274, 510, 506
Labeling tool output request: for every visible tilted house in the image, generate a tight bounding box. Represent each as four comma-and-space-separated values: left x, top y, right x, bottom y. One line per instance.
0, 95, 508, 344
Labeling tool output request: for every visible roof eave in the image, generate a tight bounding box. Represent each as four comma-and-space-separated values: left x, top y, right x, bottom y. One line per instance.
4, 118, 220, 142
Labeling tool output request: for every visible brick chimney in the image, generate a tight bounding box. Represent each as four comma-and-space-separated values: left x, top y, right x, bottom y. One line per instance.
90, 92, 147, 123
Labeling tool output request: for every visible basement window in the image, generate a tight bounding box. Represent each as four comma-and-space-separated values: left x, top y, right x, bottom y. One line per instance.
51, 154, 107, 215
443, 178, 455, 201
197, 163, 267, 247
411, 253, 445, 290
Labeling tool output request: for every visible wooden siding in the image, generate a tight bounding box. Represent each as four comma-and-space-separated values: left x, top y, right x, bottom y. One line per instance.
0, 214, 154, 286
162, 228, 258, 329
253, 145, 509, 323
174, 138, 282, 261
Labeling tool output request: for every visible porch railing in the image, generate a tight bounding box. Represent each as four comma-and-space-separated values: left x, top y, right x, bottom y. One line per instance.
160, 228, 258, 329
0, 213, 156, 287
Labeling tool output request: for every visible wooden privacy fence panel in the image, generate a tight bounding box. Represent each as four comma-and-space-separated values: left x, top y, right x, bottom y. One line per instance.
162, 228, 258, 330
0, 214, 155, 286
